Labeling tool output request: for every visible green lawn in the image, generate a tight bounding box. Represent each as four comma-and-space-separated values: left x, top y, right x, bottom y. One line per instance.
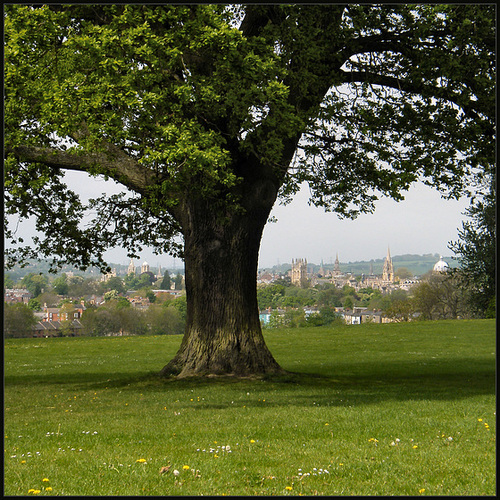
4, 319, 496, 496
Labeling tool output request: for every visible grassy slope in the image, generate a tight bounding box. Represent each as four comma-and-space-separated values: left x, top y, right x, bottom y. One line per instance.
4, 319, 495, 496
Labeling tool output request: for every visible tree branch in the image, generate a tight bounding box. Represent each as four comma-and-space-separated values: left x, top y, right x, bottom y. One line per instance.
341, 70, 487, 122
6, 144, 159, 194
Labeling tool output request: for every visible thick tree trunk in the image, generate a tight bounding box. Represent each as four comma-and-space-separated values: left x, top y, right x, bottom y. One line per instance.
160, 179, 286, 378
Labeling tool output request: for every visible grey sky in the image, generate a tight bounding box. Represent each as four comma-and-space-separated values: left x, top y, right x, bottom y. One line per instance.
259, 182, 469, 268
7, 170, 470, 271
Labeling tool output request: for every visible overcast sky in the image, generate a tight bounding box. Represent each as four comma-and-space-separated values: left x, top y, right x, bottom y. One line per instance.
7, 170, 470, 271
259, 182, 469, 268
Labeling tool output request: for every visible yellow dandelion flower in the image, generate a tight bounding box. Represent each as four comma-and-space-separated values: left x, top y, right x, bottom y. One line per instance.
45, 487, 53, 492
413, 445, 418, 449
42, 478, 49, 482
183, 465, 190, 470
28, 489, 36, 494
136, 458, 147, 463
478, 418, 483, 422
286, 486, 293, 491
33, 490, 41, 495
214, 454, 219, 458
325, 423, 329, 426
21, 460, 26, 464
250, 439, 256, 443
419, 488, 425, 494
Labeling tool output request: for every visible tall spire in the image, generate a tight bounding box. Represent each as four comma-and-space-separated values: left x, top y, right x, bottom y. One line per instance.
382, 245, 394, 282
333, 252, 340, 274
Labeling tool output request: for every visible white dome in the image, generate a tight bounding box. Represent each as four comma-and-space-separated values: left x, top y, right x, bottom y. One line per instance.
433, 256, 449, 272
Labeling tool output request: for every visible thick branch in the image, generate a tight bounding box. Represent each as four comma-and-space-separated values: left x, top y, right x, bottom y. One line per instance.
6, 144, 159, 194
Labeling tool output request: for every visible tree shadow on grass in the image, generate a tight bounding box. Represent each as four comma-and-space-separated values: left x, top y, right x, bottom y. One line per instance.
5, 357, 494, 408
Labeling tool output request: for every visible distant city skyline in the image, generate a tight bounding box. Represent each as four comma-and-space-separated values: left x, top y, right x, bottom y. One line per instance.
6, 171, 470, 270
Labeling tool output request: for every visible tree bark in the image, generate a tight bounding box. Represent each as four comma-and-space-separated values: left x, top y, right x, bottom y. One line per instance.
160, 178, 286, 378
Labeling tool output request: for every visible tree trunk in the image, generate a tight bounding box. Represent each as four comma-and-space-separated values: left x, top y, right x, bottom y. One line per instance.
160, 179, 286, 378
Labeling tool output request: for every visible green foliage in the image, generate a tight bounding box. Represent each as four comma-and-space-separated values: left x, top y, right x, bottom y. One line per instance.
343, 296, 354, 310
103, 290, 119, 302
173, 273, 184, 290
27, 298, 42, 311
124, 273, 155, 291
66, 276, 98, 298
52, 274, 69, 295
148, 303, 184, 335
80, 296, 186, 336
169, 295, 187, 322
449, 174, 496, 318
37, 291, 61, 308
80, 305, 122, 336
315, 284, 343, 308
20, 273, 48, 298
115, 297, 131, 310
4, 274, 15, 289
411, 272, 470, 320
4, 302, 37, 338
257, 283, 286, 310
159, 271, 172, 290
100, 276, 126, 295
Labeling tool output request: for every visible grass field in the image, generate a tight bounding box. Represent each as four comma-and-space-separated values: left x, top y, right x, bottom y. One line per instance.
4, 319, 496, 496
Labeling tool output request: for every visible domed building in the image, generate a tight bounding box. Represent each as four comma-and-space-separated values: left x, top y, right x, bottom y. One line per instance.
433, 256, 449, 273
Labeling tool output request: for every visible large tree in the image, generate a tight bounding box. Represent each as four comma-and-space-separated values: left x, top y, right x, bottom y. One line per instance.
4, 5, 495, 376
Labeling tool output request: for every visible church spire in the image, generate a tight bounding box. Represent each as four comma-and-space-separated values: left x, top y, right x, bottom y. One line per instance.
382, 245, 394, 282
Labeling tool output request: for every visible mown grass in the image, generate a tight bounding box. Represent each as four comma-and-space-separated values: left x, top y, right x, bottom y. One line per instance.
4, 319, 496, 496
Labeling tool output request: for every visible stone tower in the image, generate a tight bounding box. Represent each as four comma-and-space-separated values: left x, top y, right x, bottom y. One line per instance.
333, 253, 341, 275
291, 258, 308, 287
127, 259, 136, 275
382, 246, 394, 282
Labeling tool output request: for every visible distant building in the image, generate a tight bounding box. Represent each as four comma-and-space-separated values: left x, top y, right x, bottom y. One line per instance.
4, 288, 32, 304
291, 258, 308, 287
101, 268, 117, 282
127, 259, 136, 275
382, 246, 395, 282
333, 253, 341, 276
141, 261, 150, 274
433, 256, 449, 273
156, 264, 163, 280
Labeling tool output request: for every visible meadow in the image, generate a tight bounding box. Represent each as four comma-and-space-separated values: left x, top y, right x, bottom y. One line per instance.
4, 319, 496, 496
